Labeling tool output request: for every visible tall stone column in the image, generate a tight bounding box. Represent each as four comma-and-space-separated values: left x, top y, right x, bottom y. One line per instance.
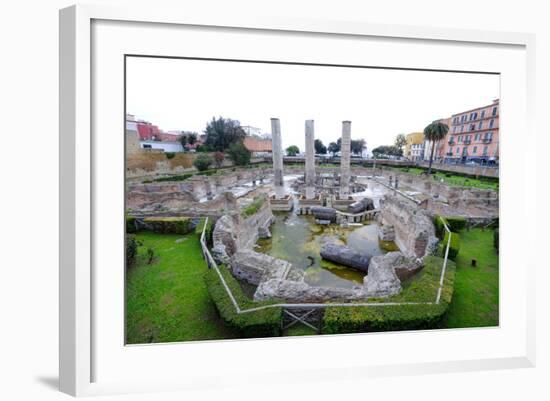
340, 120, 351, 197
271, 118, 285, 198
305, 119, 316, 200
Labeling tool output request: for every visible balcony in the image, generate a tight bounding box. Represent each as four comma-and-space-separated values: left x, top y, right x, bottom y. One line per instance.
463, 139, 471, 145
482, 137, 492, 144
448, 139, 455, 145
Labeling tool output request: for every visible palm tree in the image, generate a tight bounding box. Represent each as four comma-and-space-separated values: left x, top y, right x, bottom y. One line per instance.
423, 121, 449, 175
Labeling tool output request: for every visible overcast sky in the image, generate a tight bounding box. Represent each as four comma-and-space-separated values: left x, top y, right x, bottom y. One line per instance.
126, 56, 499, 151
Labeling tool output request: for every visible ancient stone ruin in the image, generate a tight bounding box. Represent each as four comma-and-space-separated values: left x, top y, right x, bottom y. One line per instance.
126, 116, 497, 303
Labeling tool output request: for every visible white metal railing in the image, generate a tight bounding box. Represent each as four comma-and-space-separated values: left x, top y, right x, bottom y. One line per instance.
371, 177, 421, 205
200, 216, 452, 315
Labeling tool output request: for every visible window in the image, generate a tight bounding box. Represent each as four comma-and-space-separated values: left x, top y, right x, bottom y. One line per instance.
478, 121, 483, 130
473, 146, 477, 154
458, 136, 462, 142
453, 126, 457, 133
470, 124, 475, 131
456, 147, 460, 154
462, 147, 468, 155
492, 107, 498, 116
481, 110, 485, 119
475, 133, 480, 141
483, 146, 488, 156
461, 125, 464, 133
142, 144, 152, 149
489, 119, 494, 128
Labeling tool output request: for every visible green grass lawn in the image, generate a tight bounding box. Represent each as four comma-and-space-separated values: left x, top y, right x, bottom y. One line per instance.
389, 167, 498, 190
126, 231, 238, 344
443, 228, 499, 328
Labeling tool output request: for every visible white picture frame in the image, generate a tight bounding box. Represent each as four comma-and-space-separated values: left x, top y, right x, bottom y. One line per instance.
59, 4, 536, 397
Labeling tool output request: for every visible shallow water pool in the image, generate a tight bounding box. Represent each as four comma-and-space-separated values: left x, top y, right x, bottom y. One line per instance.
256, 211, 397, 289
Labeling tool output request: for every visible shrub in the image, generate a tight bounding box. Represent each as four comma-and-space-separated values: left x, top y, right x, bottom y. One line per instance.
213, 151, 225, 168
227, 142, 251, 166
494, 228, 499, 253
126, 215, 137, 233
126, 235, 140, 268
165, 152, 176, 159
241, 196, 265, 217
193, 154, 214, 171
142, 217, 193, 235
442, 231, 460, 261
204, 266, 282, 337
433, 216, 447, 240
195, 144, 211, 153
146, 247, 155, 264
322, 256, 455, 333
445, 216, 467, 232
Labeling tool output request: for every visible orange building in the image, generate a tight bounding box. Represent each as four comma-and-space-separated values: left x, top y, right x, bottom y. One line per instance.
435, 99, 499, 164
243, 136, 272, 156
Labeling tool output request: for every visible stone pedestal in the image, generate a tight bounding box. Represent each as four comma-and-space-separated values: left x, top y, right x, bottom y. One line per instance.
305, 119, 315, 199
340, 121, 351, 197
271, 118, 285, 198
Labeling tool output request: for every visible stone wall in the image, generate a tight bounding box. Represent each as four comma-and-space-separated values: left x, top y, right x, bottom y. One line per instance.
379, 194, 437, 259
211, 197, 274, 261
126, 168, 268, 213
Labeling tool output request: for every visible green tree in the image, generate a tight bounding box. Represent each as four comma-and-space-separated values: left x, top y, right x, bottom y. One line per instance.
188, 133, 198, 145
227, 142, 251, 166
213, 151, 225, 168
423, 121, 449, 174
350, 139, 366, 156
372, 145, 402, 158
193, 154, 214, 171
328, 141, 340, 156
286, 145, 300, 156
179, 135, 188, 149
394, 133, 406, 153
204, 117, 246, 151
314, 139, 327, 154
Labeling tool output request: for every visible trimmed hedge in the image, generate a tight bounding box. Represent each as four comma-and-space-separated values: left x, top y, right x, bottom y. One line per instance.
142, 217, 193, 235
204, 266, 282, 338
434, 215, 467, 239
322, 256, 455, 333
195, 217, 214, 246
442, 231, 460, 261
434, 216, 447, 240
445, 216, 467, 232
126, 215, 137, 233
151, 173, 193, 183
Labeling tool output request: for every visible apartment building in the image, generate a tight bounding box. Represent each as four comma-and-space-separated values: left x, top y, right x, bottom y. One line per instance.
405, 132, 425, 161
442, 99, 500, 164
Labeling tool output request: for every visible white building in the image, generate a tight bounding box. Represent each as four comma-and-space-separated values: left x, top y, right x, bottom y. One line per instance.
140, 140, 183, 153
242, 125, 262, 137
410, 142, 425, 161
423, 140, 434, 161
